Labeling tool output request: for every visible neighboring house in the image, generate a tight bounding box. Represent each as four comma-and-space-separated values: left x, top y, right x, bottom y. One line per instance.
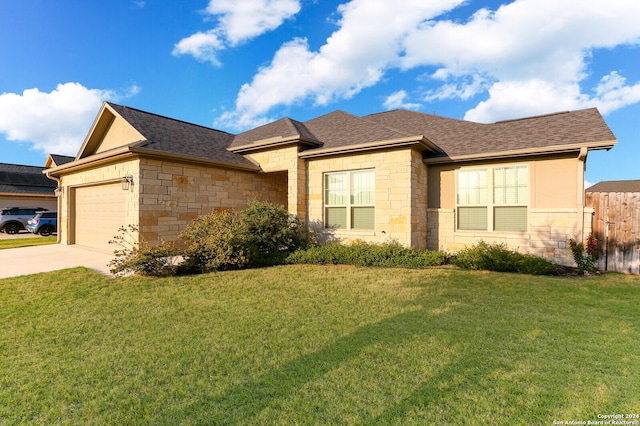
0, 163, 57, 211
586, 180, 640, 273
45, 102, 616, 265
45, 154, 75, 169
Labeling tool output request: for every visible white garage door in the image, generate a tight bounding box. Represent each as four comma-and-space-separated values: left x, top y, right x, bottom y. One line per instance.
74, 183, 127, 253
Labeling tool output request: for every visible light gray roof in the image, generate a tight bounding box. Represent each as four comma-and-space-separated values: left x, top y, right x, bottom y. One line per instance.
586, 180, 640, 193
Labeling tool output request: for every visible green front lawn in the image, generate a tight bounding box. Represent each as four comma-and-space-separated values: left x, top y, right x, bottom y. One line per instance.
0, 235, 56, 250
1, 266, 639, 424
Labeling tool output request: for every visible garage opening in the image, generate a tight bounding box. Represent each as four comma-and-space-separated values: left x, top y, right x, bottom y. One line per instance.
72, 183, 127, 253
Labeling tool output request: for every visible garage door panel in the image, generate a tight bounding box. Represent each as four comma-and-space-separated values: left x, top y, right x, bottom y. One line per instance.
75, 183, 127, 253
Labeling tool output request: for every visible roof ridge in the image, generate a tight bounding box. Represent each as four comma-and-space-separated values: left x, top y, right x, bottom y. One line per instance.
493, 108, 598, 124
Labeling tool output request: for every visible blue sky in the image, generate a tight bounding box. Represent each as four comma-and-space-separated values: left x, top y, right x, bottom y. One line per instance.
1, 0, 639, 187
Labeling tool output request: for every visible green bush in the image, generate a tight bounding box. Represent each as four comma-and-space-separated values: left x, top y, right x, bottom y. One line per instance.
241, 199, 309, 260
178, 201, 310, 273
286, 240, 449, 268
179, 209, 249, 273
109, 225, 180, 277
452, 241, 555, 275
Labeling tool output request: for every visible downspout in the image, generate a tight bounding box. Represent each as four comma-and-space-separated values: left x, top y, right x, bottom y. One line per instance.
576, 147, 588, 244
44, 171, 62, 244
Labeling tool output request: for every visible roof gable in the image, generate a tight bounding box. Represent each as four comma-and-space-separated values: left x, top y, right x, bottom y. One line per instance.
229, 117, 321, 152
76, 103, 255, 168
45, 154, 75, 168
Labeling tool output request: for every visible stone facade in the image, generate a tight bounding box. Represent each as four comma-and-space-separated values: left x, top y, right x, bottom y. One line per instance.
305, 147, 427, 249
244, 145, 307, 220
427, 207, 594, 266
137, 158, 287, 244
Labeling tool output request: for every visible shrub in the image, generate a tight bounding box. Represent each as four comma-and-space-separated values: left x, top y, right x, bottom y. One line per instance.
179, 209, 249, 273
241, 199, 309, 261
178, 201, 310, 273
109, 225, 180, 277
286, 240, 449, 268
452, 241, 555, 275
569, 234, 599, 274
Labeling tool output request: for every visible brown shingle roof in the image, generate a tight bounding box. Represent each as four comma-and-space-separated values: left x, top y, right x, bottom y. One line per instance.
108, 103, 255, 168
304, 110, 410, 149
229, 107, 615, 160
230, 117, 319, 148
586, 180, 640, 193
365, 108, 616, 159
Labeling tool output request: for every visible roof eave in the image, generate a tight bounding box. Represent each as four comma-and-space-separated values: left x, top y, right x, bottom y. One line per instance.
228, 135, 323, 154
45, 145, 261, 177
298, 136, 442, 159
129, 147, 261, 171
423, 140, 617, 164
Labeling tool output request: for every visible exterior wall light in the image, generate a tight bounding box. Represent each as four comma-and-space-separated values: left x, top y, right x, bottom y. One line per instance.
121, 175, 134, 191
54, 186, 64, 197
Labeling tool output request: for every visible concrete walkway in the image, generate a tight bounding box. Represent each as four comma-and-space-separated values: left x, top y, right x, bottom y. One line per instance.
0, 244, 114, 279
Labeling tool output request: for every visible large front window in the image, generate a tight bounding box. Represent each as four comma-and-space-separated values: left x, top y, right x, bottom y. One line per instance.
457, 165, 528, 232
325, 170, 375, 229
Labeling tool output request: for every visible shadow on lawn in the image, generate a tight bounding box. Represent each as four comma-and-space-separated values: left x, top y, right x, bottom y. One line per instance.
169, 287, 569, 424
205, 308, 441, 423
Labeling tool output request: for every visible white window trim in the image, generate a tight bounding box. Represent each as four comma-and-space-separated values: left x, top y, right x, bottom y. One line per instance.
324, 169, 375, 230
456, 164, 529, 233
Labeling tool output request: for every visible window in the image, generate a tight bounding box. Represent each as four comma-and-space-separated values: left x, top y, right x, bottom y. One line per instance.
493, 166, 528, 232
456, 165, 528, 232
457, 169, 488, 231
325, 170, 374, 229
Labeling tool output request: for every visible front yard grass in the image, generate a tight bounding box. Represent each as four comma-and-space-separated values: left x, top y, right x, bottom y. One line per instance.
0, 235, 56, 250
1, 265, 639, 424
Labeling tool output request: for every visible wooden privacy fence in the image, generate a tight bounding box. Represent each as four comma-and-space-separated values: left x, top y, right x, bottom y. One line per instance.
586, 191, 640, 274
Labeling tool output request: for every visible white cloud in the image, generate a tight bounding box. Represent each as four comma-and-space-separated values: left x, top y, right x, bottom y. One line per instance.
402, 0, 640, 122
173, 0, 301, 65
173, 31, 225, 66
220, 0, 640, 128
0, 82, 138, 156
383, 90, 421, 110
220, 0, 464, 129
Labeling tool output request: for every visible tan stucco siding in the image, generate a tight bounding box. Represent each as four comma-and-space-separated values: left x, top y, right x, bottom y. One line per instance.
530, 155, 579, 209
425, 154, 589, 265
95, 116, 145, 154
137, 158, 287, 244
306, 148, 423, 248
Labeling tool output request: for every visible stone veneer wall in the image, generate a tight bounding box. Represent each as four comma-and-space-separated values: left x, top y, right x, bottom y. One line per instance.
138, 158, 287, 244
427, 207, 594, 266
306, 147, 427, 249
245, 145, 307, 221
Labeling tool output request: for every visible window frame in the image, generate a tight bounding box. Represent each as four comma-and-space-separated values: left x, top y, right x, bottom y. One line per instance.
324, 169, 375, 230
456, 164, 529, 232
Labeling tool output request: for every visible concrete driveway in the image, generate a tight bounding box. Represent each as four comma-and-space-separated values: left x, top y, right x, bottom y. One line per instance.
0, 244, 114, 279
